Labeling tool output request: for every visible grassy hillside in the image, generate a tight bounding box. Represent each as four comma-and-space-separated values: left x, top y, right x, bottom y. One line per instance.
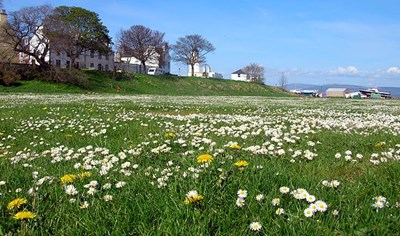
0, 70, 292, 97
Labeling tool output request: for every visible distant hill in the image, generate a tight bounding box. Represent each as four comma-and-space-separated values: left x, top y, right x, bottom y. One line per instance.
0, 71, 293, 97
287, 83, 400, 98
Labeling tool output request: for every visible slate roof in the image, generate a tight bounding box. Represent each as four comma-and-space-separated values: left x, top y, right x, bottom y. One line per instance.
232, 69, 246, 74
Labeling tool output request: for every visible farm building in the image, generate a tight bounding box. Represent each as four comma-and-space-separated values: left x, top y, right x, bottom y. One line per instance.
326, 88, 350, 97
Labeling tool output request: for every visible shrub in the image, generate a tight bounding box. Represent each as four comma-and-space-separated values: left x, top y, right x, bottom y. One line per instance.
41, 68, 92, 89
0, 69, 21, 86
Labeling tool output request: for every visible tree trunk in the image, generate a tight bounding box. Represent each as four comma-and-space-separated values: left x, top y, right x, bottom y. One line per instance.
191, 64, 195, 77
141, 61, 147, 74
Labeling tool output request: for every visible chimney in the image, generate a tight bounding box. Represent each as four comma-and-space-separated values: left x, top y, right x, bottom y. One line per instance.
0, 9, 7, 24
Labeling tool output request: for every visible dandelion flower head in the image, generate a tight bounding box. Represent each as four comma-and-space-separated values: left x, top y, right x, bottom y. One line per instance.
13, 211, 36, 220
197, 154, 213, 164
234, 160, 248, 168
7, 198, 27, 211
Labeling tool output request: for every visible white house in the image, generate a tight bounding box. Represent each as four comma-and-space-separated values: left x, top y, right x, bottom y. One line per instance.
21, 26, 114, 71
231, 69, 249, 82
116, 46, 171, 75
187, 63, 223, 79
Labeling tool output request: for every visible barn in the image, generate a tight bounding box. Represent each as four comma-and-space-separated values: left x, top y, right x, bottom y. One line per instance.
326, 88, 350, 98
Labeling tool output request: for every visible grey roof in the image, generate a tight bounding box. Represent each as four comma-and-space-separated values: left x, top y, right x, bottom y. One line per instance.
326, 88, 348, 92
232, 69, 246, 74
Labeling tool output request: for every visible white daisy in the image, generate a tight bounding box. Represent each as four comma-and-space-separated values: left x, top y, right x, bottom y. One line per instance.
249, 222, 262, 231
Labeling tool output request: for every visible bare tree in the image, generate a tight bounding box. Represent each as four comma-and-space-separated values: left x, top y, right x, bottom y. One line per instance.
243, 63, 265, 83
44, 6, 111, 69
117, 25, 165, 73
2, 5, 52, 69
279, 72, 288, 90
171, 34, 215, 77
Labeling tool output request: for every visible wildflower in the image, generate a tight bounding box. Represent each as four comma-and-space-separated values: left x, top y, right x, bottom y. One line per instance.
103, 195, 113, 202
7, 198, 27, 211
197, 154, 213, 164
279, 186, 290, 194
332, 210, 339, 216
77, 172, 91, 179
230, 144, 241, 150
272, 198, 280, 206
331, 180, 340, 188
237, 189, 248, 199
306, 195, 316, 203
184, 190, 203, 204
315, 200, 328, 212
275, 208, 285, 215
372, 201, 385, 210
60, 174, 77, 184
234, 160, 248, 168
65, 185, 78, 196
255, 194, 264, 202
304, 208, 314, 217
13, 211, 36, 220
102, 183, 112, 190
115, 181, 126, 188
373, 196, 387, 203
88, 180, 98, 187
249, 222, 262, 231
164, 132, 176, 138
236, 198, 245, 207
80, 201, 89, 209
0, 180, 5, 186
334, 153, 341, 159
309, 203, 318, 212
87, 187, 97, 195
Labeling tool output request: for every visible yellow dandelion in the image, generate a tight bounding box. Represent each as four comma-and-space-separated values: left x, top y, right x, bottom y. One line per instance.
77, 172, 91, 179
60, 174, 77, 184
230, 144, 241, 150
197, 154, 213, 163
7, 198, 27, 211
234, 160, 248, 168
13, 211, 36, 220
184, 195, 204, 205
375, 142, 386, 148
164, 132, 176, 138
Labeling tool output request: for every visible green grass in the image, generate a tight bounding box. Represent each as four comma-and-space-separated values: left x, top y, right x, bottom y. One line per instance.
0, 70, 292, 97
0, 95, 399, 235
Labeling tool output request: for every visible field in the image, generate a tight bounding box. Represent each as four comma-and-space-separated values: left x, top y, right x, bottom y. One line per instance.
0, 94, 399, 235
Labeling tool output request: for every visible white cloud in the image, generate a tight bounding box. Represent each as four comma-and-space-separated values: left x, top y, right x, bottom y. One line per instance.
387, 67, 400, 74
332, 66, 359, 75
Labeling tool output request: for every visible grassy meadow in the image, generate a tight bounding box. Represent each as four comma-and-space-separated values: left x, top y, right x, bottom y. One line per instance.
0, 94, 399, 235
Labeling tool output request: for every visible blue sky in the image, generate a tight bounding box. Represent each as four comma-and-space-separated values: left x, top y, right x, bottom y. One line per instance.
3, 0, 400, 87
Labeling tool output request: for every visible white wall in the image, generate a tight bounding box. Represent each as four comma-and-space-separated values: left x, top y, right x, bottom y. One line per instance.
231, 73, 249, 81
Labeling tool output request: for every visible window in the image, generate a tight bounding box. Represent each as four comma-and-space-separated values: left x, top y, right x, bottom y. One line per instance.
56, 60, 61, 67
105, 54, 109, 60
66, 61, 70, 68
90, 50, 95, 58
97, 64, 102, 71
238, 74, 241, 77
90, 63, 94, 68
98, 54, 102, 59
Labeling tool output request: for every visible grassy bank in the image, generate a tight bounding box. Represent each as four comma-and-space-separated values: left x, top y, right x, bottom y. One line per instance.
0, 70, 292, 97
